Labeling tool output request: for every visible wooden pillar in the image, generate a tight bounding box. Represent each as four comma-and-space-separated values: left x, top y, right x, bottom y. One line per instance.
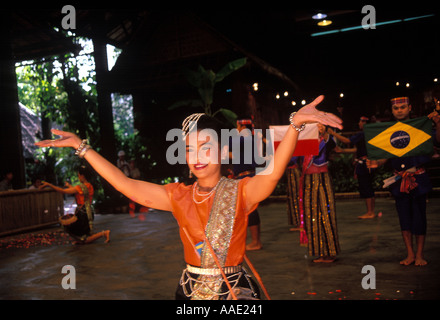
93, 37, 120, 197
91, 12, 117, 165
0, 11, 26, 189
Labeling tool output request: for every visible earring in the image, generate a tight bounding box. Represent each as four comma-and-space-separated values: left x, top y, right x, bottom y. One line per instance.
189, 169, 193, 179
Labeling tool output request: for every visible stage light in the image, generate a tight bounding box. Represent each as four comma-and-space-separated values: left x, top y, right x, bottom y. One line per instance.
317, 20, 332, 27
311, 13, 435, 37
312, 13, 327, 20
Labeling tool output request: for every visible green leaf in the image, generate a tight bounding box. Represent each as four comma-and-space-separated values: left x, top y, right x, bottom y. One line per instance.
168, 99, 204, 110
214, 108, 238, 126
183, 68, 201, 88
215, 57, 247, 82
198, 69, 216, 109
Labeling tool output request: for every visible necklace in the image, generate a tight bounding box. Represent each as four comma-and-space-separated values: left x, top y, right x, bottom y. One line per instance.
192, 177, 223, 204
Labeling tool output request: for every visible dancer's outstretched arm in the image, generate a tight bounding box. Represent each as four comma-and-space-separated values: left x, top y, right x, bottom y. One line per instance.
40, 181, 77, 194
35, 130, 173, 212
244, 95, 342, 212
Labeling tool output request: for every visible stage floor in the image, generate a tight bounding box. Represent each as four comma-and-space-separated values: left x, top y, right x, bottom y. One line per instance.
1, 196, 439, 300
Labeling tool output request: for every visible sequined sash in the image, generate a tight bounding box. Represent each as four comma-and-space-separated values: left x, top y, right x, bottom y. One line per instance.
201, 177, 239, 267
191, 177, 240, 299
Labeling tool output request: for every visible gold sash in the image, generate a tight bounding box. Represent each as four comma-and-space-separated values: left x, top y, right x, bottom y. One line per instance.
191, 177, 240, 300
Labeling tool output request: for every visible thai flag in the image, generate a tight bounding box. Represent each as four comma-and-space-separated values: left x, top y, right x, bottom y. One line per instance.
269, 124, 319, 156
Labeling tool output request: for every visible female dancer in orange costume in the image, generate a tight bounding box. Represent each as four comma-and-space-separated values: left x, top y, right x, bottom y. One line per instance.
36, 95, 342, 300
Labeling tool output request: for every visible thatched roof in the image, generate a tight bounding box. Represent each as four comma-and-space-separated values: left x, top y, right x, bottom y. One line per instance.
19, 103, 40, 159
19, 103, 62, 159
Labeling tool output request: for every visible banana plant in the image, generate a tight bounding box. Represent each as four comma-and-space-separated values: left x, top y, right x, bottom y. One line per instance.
169, 57, 247, 126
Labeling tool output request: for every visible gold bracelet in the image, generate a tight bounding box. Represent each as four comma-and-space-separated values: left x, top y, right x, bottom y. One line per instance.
74, 139, 87, 156
78, 144, 91, 158
74, 139, 91, 158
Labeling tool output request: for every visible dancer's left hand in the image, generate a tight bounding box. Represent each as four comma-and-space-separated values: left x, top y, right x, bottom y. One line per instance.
292, 95, 343, 130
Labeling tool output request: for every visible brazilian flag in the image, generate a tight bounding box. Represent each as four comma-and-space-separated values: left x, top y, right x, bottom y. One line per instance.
364, 116, 433, 160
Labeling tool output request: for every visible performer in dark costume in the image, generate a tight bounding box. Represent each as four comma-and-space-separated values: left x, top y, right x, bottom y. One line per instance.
329, 116, 378, 219
301, 124, 340, 263
286, 156, 301, 229
368, 97, 440, 266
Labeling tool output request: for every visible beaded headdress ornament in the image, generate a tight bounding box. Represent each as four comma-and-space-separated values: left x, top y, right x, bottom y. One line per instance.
182, 113, 205, 140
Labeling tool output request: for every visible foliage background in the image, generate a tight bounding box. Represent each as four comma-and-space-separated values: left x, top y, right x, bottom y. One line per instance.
16, 38, 153, 206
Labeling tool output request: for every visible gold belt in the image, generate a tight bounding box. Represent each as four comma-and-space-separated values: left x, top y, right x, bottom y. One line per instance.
186, 264, 242, 276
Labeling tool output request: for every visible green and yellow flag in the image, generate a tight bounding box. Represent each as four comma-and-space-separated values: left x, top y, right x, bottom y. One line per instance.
364, 116, 433, 160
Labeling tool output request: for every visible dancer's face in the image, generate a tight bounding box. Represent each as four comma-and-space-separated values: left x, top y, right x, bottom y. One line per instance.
185, 129, 226, 180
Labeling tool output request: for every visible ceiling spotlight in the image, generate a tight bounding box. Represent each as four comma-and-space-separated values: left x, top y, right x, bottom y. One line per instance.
312, 13, 327, 20
317, 20, 332, 27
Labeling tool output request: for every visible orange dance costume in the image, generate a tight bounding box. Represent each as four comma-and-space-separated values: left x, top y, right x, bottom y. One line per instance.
165, 176, 260, 300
